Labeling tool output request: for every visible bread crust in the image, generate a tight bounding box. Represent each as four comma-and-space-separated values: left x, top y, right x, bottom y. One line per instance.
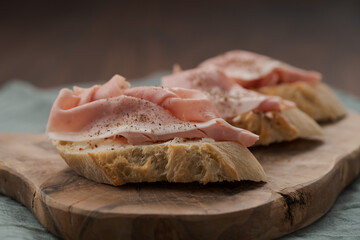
257, 82, 346, 122
53, 139, 266, 186
229, 108, 322, 146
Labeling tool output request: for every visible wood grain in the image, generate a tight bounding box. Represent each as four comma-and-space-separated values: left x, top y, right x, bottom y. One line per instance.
0, 1, 360, 97
0, 111, 360, 240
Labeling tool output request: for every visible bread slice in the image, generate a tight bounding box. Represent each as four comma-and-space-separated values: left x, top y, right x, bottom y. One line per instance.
52, 138, 266, 186
257, 82, 346, 122
229, 108, 322, 146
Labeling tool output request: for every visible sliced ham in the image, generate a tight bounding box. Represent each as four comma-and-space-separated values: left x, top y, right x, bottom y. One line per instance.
46, 75, 258, 147
162, 67, 294, 119
199, 50, 322, 88
123, 87, 219, 122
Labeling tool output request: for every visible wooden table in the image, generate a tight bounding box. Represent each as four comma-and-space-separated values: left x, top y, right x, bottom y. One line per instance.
0, 1, 359, 97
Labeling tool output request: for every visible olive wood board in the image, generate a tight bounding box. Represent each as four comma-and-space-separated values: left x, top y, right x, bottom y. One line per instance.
0, 111, 360, 240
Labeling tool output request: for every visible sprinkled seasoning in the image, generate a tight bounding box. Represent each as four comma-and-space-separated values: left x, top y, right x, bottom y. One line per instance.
62, 91, 231, 145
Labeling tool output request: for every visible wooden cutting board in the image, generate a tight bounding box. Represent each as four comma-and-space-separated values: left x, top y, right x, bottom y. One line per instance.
0, 111, 360, 240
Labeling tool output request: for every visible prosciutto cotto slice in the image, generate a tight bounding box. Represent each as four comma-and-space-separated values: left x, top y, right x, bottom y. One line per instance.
162, 67, 295, 119
46, 75, 258, 147
199, 50, 322, 89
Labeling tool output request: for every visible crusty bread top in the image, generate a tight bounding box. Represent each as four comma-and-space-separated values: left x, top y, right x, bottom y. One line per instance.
229, 107, 322, 145
257, 82, 346, 122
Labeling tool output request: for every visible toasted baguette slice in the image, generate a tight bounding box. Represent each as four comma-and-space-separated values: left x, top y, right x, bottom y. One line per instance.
52, 138, 266, 186
229, 108, 322, 146
257, 82, 346, 122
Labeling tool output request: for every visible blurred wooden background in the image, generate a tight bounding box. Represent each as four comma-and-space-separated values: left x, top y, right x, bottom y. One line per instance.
0, 0, 359, 96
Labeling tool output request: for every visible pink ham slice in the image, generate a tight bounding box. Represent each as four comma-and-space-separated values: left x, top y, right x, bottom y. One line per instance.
199, 50, 322, 89
46, 75, 258, 147
162, 67, 294, 119
123, 87, 219, 122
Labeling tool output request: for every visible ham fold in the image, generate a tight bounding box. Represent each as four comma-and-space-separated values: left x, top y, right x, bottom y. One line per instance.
47, 75, 258, 147
199, 50, 321, 88
162, 67, 295, 119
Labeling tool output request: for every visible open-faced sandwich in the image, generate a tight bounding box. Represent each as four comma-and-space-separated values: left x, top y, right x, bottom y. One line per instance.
46, 75, 266, 185
199, 50, 346, 122
162, 67, 322, 145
